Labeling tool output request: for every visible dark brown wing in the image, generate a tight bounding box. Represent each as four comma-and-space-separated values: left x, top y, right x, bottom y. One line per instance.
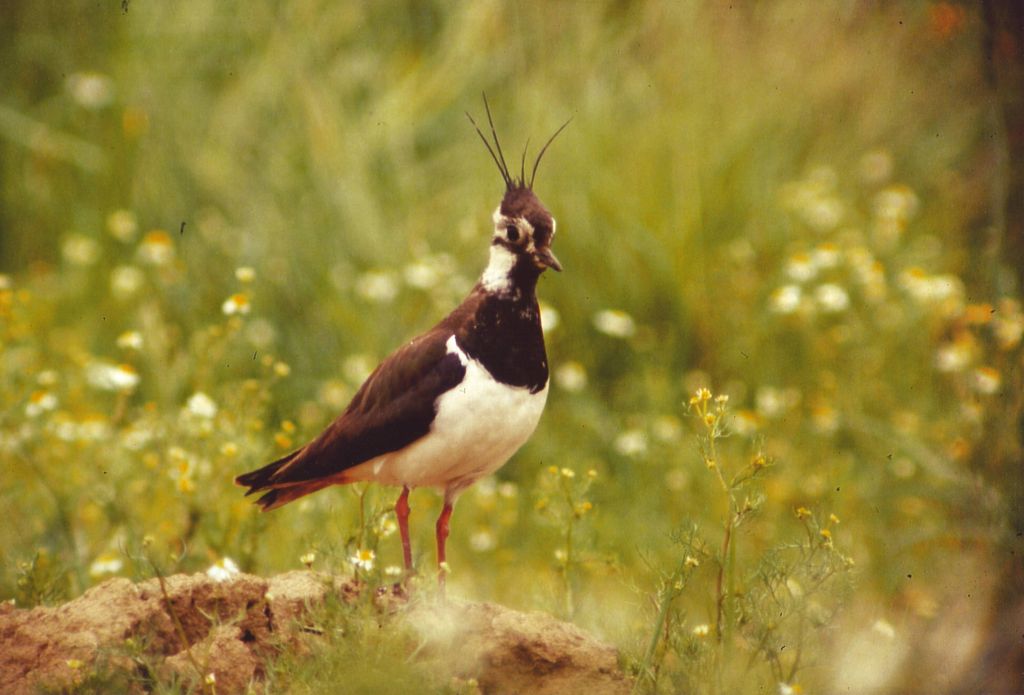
235, 328, 465, 494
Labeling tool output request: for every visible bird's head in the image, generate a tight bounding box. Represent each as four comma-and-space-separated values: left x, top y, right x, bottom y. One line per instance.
467, 96, 569, 293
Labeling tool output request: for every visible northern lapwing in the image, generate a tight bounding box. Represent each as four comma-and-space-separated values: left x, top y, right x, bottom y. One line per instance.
235, 97, 568, 591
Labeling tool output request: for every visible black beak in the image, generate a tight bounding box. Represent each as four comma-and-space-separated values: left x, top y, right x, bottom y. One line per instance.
534, 247, 563, 272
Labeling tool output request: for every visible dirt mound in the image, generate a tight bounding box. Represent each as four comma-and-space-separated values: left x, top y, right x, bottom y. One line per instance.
0, 571, 630, 694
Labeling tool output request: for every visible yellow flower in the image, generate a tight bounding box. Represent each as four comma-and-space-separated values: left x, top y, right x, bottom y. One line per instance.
795, 506, 812, 519
689, 387, 713, 405
560, 467, 575, 479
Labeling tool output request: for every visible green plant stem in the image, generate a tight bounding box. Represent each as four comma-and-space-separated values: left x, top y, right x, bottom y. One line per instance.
714, 511, 733, 642
150, 558, 213, 695
563, 519, 575, 619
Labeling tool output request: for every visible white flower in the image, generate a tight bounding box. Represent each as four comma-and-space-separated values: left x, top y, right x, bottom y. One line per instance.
355, 270, 398, 303
613, 429, 648, 458
972, 367, 1002, 395
652, 415, 682, 442
692, 624, 710, 637
246, 318, 277, 348
814, 283, 850, 313
25, 391, 58, 418
469, 529, 497, 552
78, 417, 110, 441
900, 269, 964, 311
859, 149, 894, 185
62, 234, 100, 266
107, 210, 138, 242
872, 618, 896, 640
116, 330, 143, 351
539, 303, 560, 333
66, 72, 114, 109
121, 424, 155, 451
593, 309, 636, 338
343, 354, 374, 385
935, 339, 974, 373
350, 548, 375, 571
319, 380, 350, 409
874, 185, 919, 221
497, 481, 518, 499
785, 253, 817, 282
805, 197, 843, 231
403, 254, 453, 289
384, 565, 403, 577
110, 265, 145, 300
554, 361, 588, 392
235, 266, 256, 283
137, 231, 175, 266
86, 362, 140, 392
377, 517, 398, 538
185, 392, 218, 419
221, 293, 251, 316
89, 553, 123, 578
812, 243, 841, 270
756, 386, 799, 418
206, 557, 240, 582
770, 285, 802, 315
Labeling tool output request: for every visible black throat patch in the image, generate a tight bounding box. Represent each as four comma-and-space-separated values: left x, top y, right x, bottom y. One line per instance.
454, 287, 548, 394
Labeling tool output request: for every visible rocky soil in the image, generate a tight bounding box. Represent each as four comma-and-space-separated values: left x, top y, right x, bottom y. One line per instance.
0, 570, 631, 694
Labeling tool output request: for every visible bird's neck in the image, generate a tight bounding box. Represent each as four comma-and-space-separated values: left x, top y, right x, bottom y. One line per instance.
479, 244, 540, 300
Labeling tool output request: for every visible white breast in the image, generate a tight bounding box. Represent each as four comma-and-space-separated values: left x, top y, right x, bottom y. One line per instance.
346, 335, 548, 498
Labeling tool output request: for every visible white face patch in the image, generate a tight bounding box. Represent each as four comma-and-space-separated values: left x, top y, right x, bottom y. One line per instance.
480, 243, 516, 293
491, 206, 535, 247
483, 205, 534, 293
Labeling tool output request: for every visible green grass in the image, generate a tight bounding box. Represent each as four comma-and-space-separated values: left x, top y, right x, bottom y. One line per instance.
1, 1, 1016, 692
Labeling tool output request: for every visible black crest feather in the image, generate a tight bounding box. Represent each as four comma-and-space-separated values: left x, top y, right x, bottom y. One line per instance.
466, 93, 570, 191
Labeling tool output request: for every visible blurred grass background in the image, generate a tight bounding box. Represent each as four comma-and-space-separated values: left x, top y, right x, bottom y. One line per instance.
1, 1, 1020, 693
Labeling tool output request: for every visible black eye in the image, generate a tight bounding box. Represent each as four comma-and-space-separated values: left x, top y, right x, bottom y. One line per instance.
506, 225, 520, 242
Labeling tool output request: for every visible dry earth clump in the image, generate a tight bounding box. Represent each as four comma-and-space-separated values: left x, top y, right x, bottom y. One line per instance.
0, 570, 630, 694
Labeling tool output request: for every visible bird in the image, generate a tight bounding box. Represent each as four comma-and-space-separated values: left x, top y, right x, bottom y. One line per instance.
235, 97, 569, 591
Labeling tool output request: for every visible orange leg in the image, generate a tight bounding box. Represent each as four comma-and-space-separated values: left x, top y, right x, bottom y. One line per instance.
435, 501, 453, 592
395, 486, 413, 572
